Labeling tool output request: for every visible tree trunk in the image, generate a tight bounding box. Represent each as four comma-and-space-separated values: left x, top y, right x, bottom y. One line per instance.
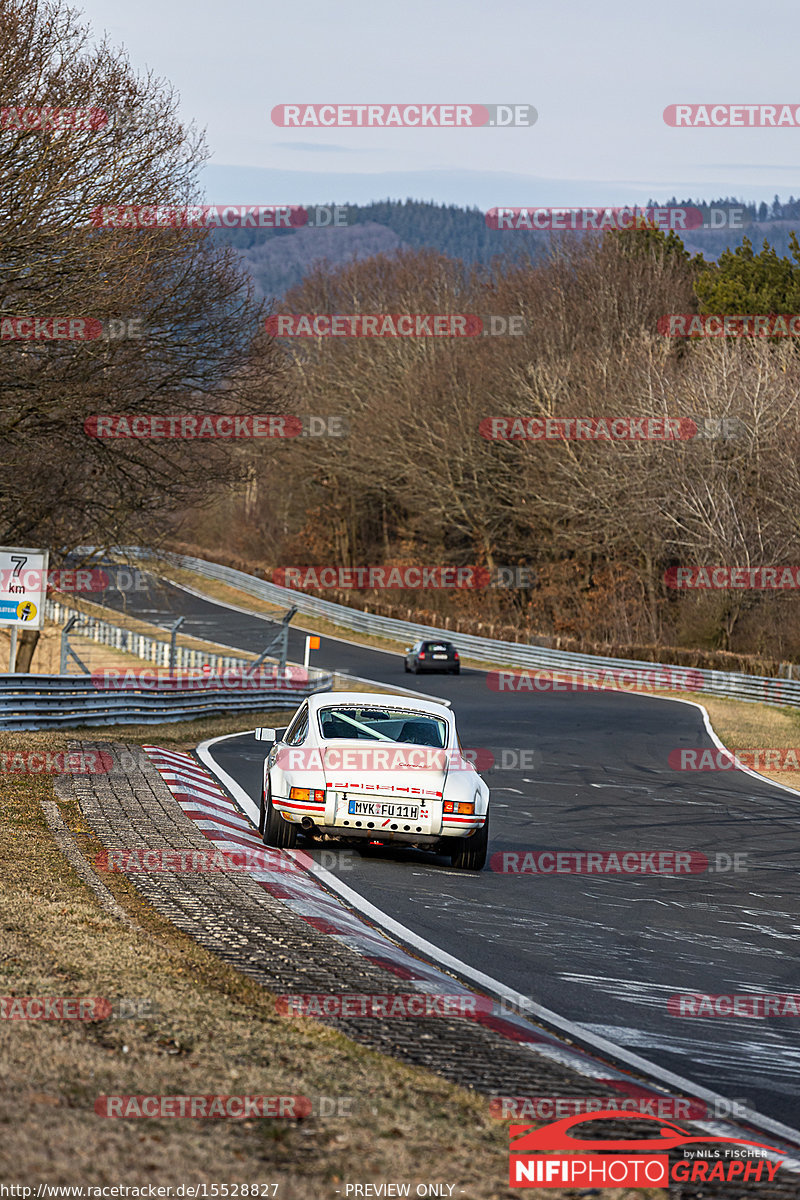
15, 629, 39, 673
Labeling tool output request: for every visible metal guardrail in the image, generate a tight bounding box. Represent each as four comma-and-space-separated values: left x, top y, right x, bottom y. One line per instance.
44, 598, 285, 677
0, 597, 332, 730
110, 547, 800, 710
0, 673, 332, 731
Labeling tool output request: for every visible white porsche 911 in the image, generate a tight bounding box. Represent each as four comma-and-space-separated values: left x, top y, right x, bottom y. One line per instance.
255, 691, 490, 870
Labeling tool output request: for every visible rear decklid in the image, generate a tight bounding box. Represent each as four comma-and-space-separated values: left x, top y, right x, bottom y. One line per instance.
422, 641, 455, 660
319, 739, 450, 799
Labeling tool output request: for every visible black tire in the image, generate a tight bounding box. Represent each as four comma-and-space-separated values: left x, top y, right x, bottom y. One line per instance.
258, 783, 267, 834
412, 663, 419, 674
449, 809, 488, 871
404, 661, 410, 672
449, 666, 460, 675
262, 779, 297, 848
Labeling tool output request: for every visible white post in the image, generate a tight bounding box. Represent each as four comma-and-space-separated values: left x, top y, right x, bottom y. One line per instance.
304, 635, 311, 670
8, 626, 17, 673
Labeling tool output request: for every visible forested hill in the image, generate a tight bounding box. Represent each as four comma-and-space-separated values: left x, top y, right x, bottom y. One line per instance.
213, 196, 800, 299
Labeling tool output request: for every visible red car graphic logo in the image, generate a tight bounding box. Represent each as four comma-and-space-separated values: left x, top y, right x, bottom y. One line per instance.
510, 1110, 783, 1156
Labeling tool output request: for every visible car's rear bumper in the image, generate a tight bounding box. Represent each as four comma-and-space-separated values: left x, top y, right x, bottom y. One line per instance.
308, 825, 444, 845
272, 788, 486, 840
280, 815, 485, 841
301, 823, 483, 844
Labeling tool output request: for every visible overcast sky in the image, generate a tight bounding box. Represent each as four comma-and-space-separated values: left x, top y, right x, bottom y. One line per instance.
76, 0, 799, 208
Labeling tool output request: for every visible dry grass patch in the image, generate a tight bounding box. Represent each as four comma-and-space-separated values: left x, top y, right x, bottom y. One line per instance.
0, 726, 516, 1195
694, 694, 800, 791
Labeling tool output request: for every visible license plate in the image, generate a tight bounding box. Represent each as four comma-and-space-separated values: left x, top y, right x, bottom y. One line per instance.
432, 653, 448, 659
348, 800, 421, 819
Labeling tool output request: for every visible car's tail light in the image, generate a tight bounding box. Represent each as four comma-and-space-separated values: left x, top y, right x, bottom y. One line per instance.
419, 652, 425, 659
444, 800, 475, 814
290, 787, 325, 803
453, 652, 459, 660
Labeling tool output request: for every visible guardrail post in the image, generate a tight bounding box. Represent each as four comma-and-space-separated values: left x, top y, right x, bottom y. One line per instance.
279, 624, 289, 679
278, 605, 298, 679
60, 617, 76, 675
245, 604, 298, 681
168, 617, 185, 677
59, 615, 91, 675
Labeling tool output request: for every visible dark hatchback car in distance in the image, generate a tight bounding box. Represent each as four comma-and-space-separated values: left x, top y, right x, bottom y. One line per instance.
404, 639, 460, 674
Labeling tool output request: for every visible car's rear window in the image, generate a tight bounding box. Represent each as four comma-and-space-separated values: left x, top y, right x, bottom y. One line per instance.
318, 706, 447, 748
423, 642, 453, 653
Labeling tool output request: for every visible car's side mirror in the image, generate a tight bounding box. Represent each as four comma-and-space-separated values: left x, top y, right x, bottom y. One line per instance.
404, 647, 412, 653
255, 726, 286, 742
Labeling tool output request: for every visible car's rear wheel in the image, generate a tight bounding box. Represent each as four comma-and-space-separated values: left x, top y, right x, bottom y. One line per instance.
262, 779, 297, 848
258, 783, 267, 834
404, 661, 410, 672
449, 666, 460, 675
449, 809, 488, 871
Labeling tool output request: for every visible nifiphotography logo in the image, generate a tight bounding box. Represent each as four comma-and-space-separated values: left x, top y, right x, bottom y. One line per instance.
508, 1110, 784, 1188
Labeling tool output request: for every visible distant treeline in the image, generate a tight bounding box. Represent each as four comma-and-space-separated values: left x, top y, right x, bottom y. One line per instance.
215, 199, 520, 262
180, 229, 800, 662
213, 197, 800, 299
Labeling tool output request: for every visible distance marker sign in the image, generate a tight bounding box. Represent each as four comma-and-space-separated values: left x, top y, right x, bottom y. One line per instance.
0, 547, 49, 629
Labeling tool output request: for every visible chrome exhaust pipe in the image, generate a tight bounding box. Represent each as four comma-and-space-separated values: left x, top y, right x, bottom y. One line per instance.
300, 816, 315, 830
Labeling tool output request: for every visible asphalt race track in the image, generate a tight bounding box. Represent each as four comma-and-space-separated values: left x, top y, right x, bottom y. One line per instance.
88, 570, 800, 1139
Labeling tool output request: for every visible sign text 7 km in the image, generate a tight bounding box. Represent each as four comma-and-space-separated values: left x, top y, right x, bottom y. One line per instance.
0, 547, 48, 628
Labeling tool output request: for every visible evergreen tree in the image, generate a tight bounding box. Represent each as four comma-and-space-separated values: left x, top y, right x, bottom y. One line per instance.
694, 233, 800, 312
